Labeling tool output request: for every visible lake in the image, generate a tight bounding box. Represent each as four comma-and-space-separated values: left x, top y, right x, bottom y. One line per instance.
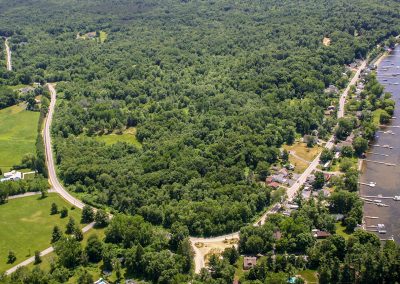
360, 45, 400, 242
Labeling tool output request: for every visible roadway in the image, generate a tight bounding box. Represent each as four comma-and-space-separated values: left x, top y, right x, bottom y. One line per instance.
6, 61, 367, 275
45, 84, 86, 209
5, 38, 12, 71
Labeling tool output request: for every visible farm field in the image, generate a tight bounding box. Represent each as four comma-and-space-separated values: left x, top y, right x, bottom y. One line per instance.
0, 193, 82, 272
0, 103, 39, 173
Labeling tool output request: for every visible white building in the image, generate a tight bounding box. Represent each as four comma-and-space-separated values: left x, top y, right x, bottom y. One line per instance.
1, 170, 22, 182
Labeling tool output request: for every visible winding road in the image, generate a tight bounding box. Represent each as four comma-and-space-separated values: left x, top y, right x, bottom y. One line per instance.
5, 60, 367, 275
5, 38, 12, 71
5, 84, 94, 275
45, 84, 86, 209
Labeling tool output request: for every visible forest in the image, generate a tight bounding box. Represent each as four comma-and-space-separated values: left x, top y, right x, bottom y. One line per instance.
1, 0, 398, 236
0, 0, 400, 282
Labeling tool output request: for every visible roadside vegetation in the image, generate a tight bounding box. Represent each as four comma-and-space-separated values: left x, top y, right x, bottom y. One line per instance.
0, 0, 400, 283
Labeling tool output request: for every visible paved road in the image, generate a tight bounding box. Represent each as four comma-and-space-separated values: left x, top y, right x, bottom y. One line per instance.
45, 84, 85, 209
5, 38, 12, 71
8, 190, 56, 200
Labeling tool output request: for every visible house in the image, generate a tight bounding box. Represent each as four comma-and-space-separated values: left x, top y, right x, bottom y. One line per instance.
272, 174, 287, 184
324, 173, 332, 182
86, 31, 97, 38
324, 85, 339, 94
322, 188, 331, 197
323, 161, 331, 170
302, 135, 317, 145
19, 86, 35, 94
278, 168, 289, 177
312, 229, 331, 239
333, 214, 344, 221
233, 280, 239, 284
243, 257, 257, 270
306, 174, 316, 184
265, 176, 273, 184
268, 182, 280, 189
273, 230, 282, 240
94, 279, 109, 284
1, 170, 22, 182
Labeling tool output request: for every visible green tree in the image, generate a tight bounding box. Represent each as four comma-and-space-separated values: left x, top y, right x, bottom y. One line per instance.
85, 234, 103, 263
7, 250, 16, 264
66, 217, 76, 234
51, 225, 62, 243
34, 250, 41, 264
313, 171, 325, 189
60, 207, 68, 218
54, 237, 82, 268
74, 225, 84, 241
94, 209, 109, 228
77, 269, 93, 284
50, 203, 58, 215
352, 137, 368, 156
222, 246, 239, 265
81, 205, 94, 224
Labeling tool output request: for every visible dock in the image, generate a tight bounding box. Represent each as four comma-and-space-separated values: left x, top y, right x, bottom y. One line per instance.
364, 216, 379, 219
367, 152, 389, 157
364, 159, 396, 166
362, 195, 393, 199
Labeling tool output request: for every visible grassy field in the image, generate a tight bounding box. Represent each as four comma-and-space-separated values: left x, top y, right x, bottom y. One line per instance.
288, 156, 310, 174
0, 103, 40, 173
298, 269, 318, 283
99, 31, 108, 43
94, 127, 142, 148
0, 193, 82, 273
283, 142, 322, 161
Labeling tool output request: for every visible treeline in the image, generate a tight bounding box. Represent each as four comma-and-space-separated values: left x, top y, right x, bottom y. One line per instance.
0, 176, 49, 203
3, 214, 194, 284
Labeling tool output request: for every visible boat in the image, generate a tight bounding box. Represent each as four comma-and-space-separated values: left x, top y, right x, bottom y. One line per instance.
377, 224, 385, 229
368, 182, 376, 187
373, 199, 382, 203
393, 196, 400, 201
394, 83, 399, 85
378, 229, 387, 234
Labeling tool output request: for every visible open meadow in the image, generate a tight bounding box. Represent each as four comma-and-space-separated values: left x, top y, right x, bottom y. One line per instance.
0, 193, 82, 272
0, 103, 39, 173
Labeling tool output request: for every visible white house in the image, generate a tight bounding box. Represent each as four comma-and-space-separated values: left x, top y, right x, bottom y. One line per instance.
0, 170, 22, 182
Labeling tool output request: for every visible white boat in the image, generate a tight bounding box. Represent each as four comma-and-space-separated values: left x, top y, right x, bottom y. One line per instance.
373, 199, 382, 203
369, 182, 377, 187
377, 224, 385, 229
393, 196, 400, 201
378, 229, 387, 234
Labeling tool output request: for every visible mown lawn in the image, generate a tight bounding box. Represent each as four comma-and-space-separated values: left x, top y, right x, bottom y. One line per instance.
94, 127, 142, 148
283, 142, 322, 162
99, 31, 108, 43
0, 193, 82, 273
0, 103, 39, 173
298, 269, 318, 283
335, 222, 351, 240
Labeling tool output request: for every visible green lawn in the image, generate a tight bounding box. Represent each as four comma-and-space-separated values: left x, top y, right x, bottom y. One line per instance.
0, 193, 82, 273
335, 222, 351, 240
0, 103, 40, 173
94, 127, 142, 148
298, 269, 318, 284
99, 31, 108, 43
